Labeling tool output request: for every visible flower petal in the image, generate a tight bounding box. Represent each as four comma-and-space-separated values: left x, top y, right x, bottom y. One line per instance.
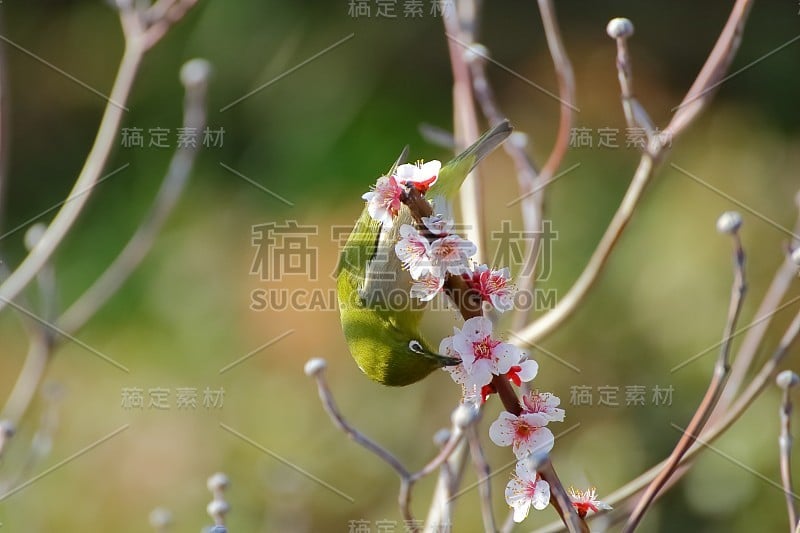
489, 412, 517, 447
492, 342, 522, 375
532, 479, 551, 510
461, 316, 493, 342
515, 359, 539, 383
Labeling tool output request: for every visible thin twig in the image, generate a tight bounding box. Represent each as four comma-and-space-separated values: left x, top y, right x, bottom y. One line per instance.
538, 457, 588, 533
777, 371, 799, 531
607, 18, 655, 139
507, 0, 576, 330
665, 0, 754, 139
714, 199, 800, 418
443, 0, 487, 265
0, 226, 59, 439
308, 363, 410, 480
59, 59, 209, 333
623, 228, 746, 531
467, 425, 497, 533
514, 0, 753, 347
0, 3, 197, 316
425, 441, 465, 533
462, 38, 542, 333
512, 152, 658, 347
142, 0, 199, 50
535, 304, 800, 533
0, 9, 201, 460
0, 383, 64, 494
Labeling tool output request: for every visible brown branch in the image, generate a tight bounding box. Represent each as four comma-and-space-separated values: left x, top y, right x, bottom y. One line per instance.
467, 425, 497, 533
514, 0, 753, 348
536, 300, 800, 533
623, 227, 746, 531
538, 456, 589, 533
777, 371, 799, 531
443, 0, 487, 264
665, 0, 755, 139
713, 200, 800, 419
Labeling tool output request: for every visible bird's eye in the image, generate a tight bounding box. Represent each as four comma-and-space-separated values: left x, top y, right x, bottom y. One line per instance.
409, 340, 425, 354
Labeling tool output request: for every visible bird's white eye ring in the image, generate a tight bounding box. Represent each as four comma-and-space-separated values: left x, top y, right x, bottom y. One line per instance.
409, 340, 425, 354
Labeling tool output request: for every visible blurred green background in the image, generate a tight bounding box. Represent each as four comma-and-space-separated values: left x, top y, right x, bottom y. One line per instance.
0, 1, 799, 531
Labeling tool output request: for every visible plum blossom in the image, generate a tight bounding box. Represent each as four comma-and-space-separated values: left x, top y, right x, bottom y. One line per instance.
362, 175, 404, 228
421, 215, 453, 236
429, 234, 476, 277
522, 391, 565, 423
506, 355, 538, 386
567, 487, 612, 518
505, 459, 550, 522
464, 264, 515, 312
489, 411, 554, 459
450, 316, 520, 388
410, 273, 445, 302
395, 224, 432, 280
395, 160, 441, 192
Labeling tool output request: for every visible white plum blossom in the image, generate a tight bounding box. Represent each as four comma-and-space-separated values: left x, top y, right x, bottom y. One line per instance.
362, 175, 403, 228
489, 411, 554, 459
430, 234, 476, 277
505, 459, 551, 522
567, 486, 613, 518
395, 224, 433, 280
395, 160, 441, 192
464, 264, 516, 312
522, 391, 566, 423
410, 273, 445, 302
421, 215, 453, 236
439, 337, 483, 401
450, 316, 520, 389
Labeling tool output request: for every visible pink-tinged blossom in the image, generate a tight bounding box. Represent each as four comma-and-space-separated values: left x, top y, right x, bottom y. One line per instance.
439, 337, 479, 398
395, 224, 433, 280
395, 160, 441, 192
506, 356, 539, 386
450, 317, 520, 388
489, 411, 554, 459
465, 264, 516, 312
505, 460, 550, 522
362, 175, 404, 228
410, 273, 445, 302
522, 391, 565, 423
430, 234, 477, 277
421, 215, 453, 236
567, 487, 612, 518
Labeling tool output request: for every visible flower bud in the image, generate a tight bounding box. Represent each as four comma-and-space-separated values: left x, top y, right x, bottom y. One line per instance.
0, 419, 15, 438
716, 211, 742, 235
606, 18, 634, 39
180, 59, 212, 89
206, 499, 230, 519
303, 358, 327, 377
790, 247, 800, 267
207, 472, 230, 492
451, 401, 480, 429
776, 370, 800, 390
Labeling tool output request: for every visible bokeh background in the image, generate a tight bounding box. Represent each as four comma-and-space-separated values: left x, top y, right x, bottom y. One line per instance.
0, 1, 799, 531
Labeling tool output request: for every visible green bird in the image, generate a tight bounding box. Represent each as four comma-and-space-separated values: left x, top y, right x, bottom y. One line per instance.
336, 120, 512, 386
